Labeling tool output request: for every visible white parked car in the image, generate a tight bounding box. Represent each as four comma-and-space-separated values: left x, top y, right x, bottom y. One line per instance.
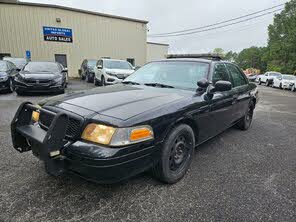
257, 72, 281, 86
94, 59, 135, 86
272, 74, 296, 89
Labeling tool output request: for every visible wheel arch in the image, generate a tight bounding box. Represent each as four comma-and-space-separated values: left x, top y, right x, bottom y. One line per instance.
162, 117, 199, 145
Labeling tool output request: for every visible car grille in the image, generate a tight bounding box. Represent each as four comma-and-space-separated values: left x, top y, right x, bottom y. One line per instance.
39, 110, 83, 139
116, 74, 125, 79
26, 79, 51, 84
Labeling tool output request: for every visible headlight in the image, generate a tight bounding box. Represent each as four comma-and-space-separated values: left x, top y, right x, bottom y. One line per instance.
0, 76, 8, 82
31, 111, 40, 122
53, 77, 63, 84
15, 75, 24, 82
81, 124, 154, 146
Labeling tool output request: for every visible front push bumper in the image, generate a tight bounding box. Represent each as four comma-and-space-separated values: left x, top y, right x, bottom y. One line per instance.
11, 102, 158, 183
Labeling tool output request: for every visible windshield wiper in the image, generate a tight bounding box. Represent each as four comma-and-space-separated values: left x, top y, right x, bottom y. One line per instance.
122, 81, 140, 85
144, 83, 175, 88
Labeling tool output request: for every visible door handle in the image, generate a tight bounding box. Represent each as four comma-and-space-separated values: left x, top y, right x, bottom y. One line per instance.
232, 95, 238, 105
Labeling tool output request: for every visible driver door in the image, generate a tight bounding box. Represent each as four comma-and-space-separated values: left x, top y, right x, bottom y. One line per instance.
208, 63, 236, 137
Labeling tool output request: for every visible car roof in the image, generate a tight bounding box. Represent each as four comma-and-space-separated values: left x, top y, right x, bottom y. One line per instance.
102, 58, 128, 62
153, 58, 215, 63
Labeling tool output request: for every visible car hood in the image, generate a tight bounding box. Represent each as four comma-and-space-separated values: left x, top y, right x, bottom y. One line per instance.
42, 85, 191, 121
19, 71, 60, 80
105, 68, 134, 75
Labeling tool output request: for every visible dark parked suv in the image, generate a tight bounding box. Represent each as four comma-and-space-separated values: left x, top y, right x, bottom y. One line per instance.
80, 59, 97, 83
11, 55, 258, 184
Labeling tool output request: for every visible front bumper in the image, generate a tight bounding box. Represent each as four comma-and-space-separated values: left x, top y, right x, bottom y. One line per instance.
0, 79, 10, 91
282, 83, 292, 89
11, 102, 158, 183
14, 80, 63, 93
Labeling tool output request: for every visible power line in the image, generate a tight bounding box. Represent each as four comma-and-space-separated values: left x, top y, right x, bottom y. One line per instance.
149, 3, 285, 37
149, 8, 283, 38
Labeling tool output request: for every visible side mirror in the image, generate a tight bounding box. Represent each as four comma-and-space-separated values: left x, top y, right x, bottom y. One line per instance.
62, 67, 68, 72
97, 65, 103, 69
197, 79, 210, 89
214, 80, 232, 92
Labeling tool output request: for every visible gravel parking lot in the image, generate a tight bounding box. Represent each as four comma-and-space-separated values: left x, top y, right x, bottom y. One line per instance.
0, 80, 295, 222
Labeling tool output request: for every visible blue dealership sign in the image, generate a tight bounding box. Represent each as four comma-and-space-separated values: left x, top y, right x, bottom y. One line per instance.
43, 26, 73, 43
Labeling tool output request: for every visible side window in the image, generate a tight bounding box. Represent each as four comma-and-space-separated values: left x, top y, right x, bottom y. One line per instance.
226, 64, 247, 87
212, 63, 231, 84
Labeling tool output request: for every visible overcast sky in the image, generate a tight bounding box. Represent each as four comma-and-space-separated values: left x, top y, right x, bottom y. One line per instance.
25, 0, 289, 53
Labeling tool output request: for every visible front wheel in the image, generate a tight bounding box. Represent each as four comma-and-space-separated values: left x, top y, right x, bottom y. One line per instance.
7, 79, 14, 93
94, 77, 100, 86
235, 101, 255, 131
258, 79, 262, 85
101, 75, 106, 86
291, 85, 295, 92
152, 124, 195, 184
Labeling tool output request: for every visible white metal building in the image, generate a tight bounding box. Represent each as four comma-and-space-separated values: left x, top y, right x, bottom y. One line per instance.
0, 0, 148, 77
146, 42, 169, 62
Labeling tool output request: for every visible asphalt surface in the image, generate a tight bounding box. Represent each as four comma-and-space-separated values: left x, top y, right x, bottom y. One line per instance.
0, 81, 295, 222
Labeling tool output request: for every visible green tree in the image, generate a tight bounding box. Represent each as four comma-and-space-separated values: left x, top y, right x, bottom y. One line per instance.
212, 48, 225, 56
224, 51, 238, 62
267, 0, 296, 73
235, 46, 267, 72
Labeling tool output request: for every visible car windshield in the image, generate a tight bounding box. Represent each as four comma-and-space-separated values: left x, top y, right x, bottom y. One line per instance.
270, 73, 281, 77
0, 61, 8, 71
23, 62, 60, 73
104, 60, 132, 70
282, 75, 295, 80
4, 58, 26, 69
124, 61, 209, 90
87, 60, 97, 67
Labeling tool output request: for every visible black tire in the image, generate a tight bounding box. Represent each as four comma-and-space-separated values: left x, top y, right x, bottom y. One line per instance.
291, 85, 295, 92
152, 124, 195, 184
7, 79, 14, 93
279, 83, 283, 89
235, 101, 255, 131
101, 75, 106, 86
81, 72, 86, 80
94, 77, 100, 86
266, 80, 269, 87
258, 79, 262, 85
85, 73, 90, 83
16, 90, 23, 96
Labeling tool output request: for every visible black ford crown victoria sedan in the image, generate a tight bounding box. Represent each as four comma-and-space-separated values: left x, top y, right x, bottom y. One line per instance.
11, 56, 258, 184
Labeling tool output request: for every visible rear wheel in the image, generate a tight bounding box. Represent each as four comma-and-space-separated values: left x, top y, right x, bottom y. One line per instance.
152, 124, 195, 184
236, 101, 255, 131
